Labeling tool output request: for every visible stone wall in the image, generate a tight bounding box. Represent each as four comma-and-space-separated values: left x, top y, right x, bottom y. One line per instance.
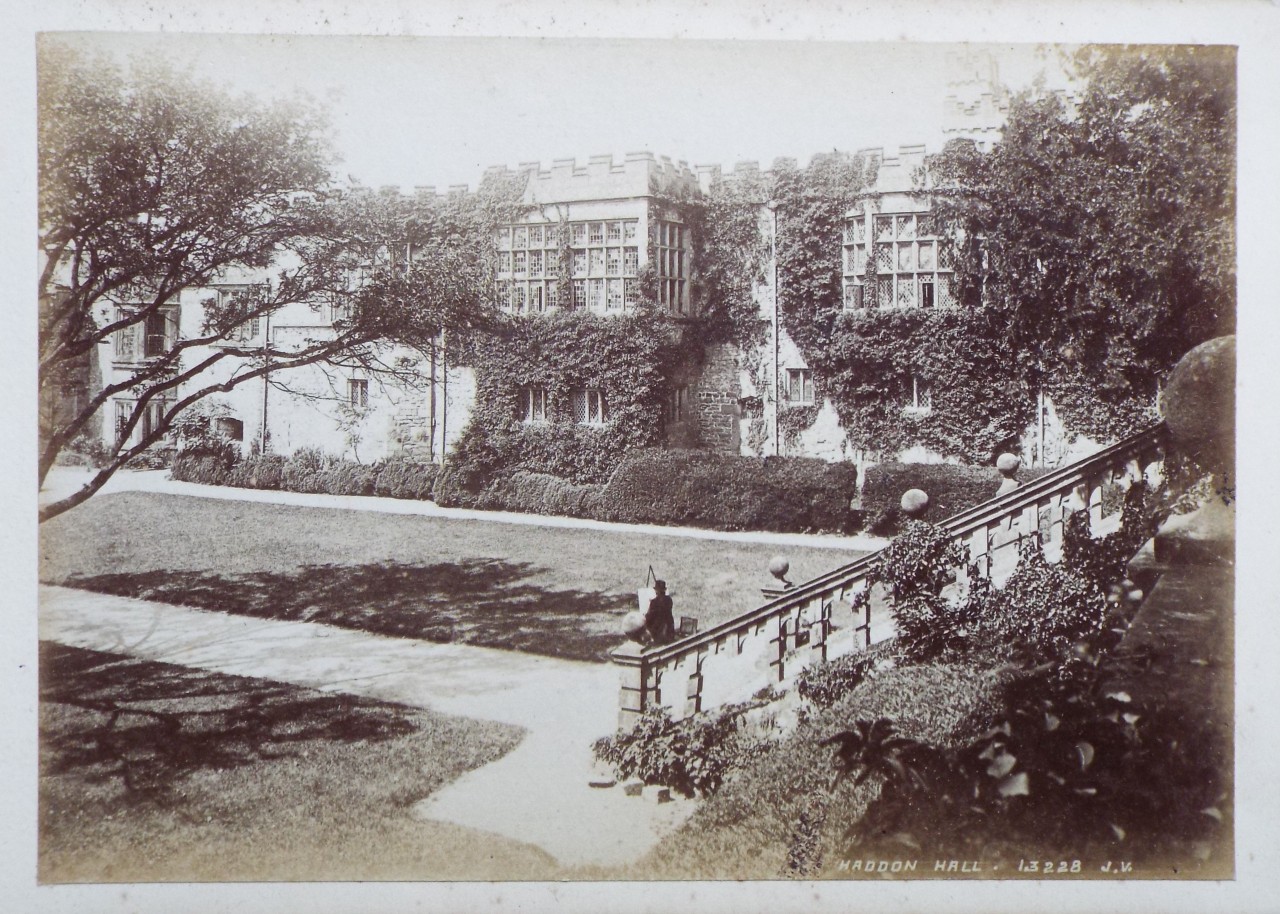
691, 342, 742, 453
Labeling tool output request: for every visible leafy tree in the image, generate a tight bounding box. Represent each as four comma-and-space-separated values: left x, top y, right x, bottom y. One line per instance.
37, 42, 496, 521
926, 45, 1235, 440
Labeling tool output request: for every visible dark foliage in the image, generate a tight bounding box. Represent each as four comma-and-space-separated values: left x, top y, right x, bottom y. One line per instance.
592, 701, 772, 798
593, 450, 862, 534
861, 459, 1051, 530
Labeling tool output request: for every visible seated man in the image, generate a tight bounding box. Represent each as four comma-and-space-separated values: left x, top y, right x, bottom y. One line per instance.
644, 579, 676, 645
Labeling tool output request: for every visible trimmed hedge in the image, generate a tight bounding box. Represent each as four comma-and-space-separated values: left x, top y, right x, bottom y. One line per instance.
861, 461, 1051, 533
171, 449, 439, 501
592, 450, 862, 534
173, 445, 1059, 540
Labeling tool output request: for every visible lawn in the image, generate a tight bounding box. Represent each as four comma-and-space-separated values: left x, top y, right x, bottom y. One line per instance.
38, 641, 564, 882
39, 491, 870, 662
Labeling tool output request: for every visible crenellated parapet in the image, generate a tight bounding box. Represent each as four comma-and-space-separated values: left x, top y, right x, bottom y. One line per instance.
482, 152, 700, 205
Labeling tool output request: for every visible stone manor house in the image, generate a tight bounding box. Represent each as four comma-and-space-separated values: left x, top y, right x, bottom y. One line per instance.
81, 51, 1096, 472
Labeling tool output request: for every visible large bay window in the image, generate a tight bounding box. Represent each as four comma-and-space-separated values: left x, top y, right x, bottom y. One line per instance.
843, 211, 956, 311
497, 218, 641, 314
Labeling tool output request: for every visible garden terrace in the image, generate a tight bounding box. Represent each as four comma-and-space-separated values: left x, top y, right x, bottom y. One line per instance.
610, 422, 1169, 728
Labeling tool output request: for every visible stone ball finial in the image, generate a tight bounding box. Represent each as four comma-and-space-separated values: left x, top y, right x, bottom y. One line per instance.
1161, 335, 1235, 472
900, 488, 930, 518
996, 453, 1022, 495
769, 556, 791, 582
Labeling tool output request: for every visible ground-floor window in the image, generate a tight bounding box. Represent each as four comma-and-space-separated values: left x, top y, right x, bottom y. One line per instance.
785, 368, 815, 405
113, 397, 169, 448
348, 379, 369, 408
520, 387, 549, 423
901, 375, 933, 413
571, 388, 608, 425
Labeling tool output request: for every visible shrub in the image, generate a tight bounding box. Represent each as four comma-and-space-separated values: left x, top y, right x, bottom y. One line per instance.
836, 662, 1229, 869
593, 450, 862, 534
172, 447, 442, 503
861, 461, 1051, 531
592, 702, 771, 798
373, 459, 439, 501
1062, 480, 1158, 589
796, 648, 887, 709
967, 541, 1107, 661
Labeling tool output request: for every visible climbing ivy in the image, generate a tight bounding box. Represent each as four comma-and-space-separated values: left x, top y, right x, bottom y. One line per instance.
452, 310, 699, 487
765, 152, 1033, 462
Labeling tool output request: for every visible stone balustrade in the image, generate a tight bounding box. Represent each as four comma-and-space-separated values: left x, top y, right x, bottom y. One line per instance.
609, 422, 1169, 729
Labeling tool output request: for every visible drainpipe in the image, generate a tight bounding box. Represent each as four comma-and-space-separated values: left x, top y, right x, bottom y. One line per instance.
259, 310, 270, 455
440, 329, 448, 465
428, 335, 437, 461
769, 201, 780, 456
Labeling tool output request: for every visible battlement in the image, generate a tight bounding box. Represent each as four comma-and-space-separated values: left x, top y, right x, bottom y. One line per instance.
481, 153, 700, 205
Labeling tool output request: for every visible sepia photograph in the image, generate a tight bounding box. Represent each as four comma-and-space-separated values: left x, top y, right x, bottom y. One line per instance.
8, 1, 1278, 911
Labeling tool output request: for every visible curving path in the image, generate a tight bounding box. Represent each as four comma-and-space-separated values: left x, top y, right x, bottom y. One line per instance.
39, 584, 696, 869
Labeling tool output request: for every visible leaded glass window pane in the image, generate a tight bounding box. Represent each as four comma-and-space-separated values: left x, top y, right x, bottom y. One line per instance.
877, 276, 893, 306
545, 225, 559, 246
855, 245, 867, 273
607, 222, 623, 243
896, 215, 916, 240
898, 243, 915, 272
498, 226, 511, 249
938, 275, 956, 308
897, 275, 915, 308
623, 248, 639, 275
512, 284, 526, 311
589, 223, 604, 245
876, 244, 894, 272
854, 218, 866, 243
513, 251, 527, 275
875, 215, 894, 241
624, 279, 638, 307
589, 279, 604, 309
513, 226, 528, 248
572, 223, 586, 246
606, 248, 621, 276
919, 277, 935, 309
573, 251, 587, 277
530, 284, 543, 312
546, 282, 558, 309
573, 279, 587, 308
528, 250, 543, 277
917, 214, 936, 237
918, 241, 935, 271
607, 279, 623, 309
938, 242, 954, 270
528, 225, 543, 246
499, 252, 512, 274
589, 249, 604, 276
624, 221, 638, 241
843, 224, 857, 244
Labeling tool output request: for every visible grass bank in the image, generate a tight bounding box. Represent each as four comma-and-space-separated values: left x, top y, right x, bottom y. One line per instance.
38, 642, 561, 882
623, 660, 1011, 880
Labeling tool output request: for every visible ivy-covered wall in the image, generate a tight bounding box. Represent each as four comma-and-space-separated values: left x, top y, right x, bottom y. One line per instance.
452, 310, 699, 486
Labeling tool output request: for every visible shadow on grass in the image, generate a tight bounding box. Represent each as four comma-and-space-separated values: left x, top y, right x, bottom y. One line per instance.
39, 642, 423, 806
61, 559, 632, 662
